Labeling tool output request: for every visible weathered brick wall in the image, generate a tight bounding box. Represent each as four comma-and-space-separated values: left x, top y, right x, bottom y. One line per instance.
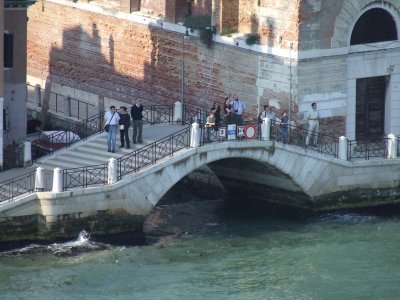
141, 0, 167, 16
28, 1, 279, 119
220, 0, 239, 31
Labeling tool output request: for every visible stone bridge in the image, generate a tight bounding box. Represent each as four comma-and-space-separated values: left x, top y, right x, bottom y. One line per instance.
2, 138, 400, 243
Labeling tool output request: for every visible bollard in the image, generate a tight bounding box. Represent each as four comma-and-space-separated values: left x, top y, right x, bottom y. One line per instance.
338, 136, 348, 160
108, 158, 117, 184
34, 84, 42, 107
52, 168, 63, 192
387, 133, 398, 159
173, 101, 183, 123
261, 118, 271, 141
35, 167, 44, 191
23, 141, 32, 167
190, 122, 201, 147
65, 96, 72, 117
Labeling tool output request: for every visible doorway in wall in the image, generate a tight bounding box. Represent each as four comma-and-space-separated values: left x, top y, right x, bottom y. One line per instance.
355, 76, 387, 142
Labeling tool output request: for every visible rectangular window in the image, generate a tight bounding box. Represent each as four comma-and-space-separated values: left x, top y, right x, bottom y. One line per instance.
4, 33, 14, 69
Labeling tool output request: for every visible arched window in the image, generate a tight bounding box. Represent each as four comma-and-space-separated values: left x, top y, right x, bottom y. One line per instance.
350, 8, 397, 45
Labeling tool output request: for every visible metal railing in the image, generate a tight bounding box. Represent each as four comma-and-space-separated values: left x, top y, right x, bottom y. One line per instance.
27, 83, 97, 120
0, 170, 36, 202
118, 126, 190, 179
2, 109, 400, 203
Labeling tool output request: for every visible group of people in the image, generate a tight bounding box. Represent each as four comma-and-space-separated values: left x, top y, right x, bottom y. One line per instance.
103, 99, 144, 153
205, 96, 320, 146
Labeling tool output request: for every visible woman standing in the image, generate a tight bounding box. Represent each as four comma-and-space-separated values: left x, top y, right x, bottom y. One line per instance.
211, 101, 221, 130
118, 106, 131, 149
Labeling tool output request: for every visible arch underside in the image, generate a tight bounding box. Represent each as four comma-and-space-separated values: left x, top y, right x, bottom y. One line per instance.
207, 158, 313, 212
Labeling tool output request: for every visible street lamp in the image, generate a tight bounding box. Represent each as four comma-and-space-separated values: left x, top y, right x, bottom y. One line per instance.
181, 28, 189, 125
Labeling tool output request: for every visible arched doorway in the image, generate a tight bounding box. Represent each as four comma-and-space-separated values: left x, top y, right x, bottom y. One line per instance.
351, 8, 398, 141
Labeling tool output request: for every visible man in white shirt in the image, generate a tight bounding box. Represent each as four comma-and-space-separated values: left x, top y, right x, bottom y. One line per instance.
305, 102, 319, 146
104, 105, 121, 153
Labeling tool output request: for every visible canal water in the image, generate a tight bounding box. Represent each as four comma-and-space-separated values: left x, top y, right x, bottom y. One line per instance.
1, 201, 400, 299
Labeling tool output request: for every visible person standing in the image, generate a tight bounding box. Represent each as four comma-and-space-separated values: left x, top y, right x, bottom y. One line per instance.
231, 95, 245, 125
210, 101, 221, 130
131, 99, 144, 144
118, 106, 131, 149
306, 102, 319, 146
279, 111, 289, 143
104, 105, 120, 153
223, 96, 233, 125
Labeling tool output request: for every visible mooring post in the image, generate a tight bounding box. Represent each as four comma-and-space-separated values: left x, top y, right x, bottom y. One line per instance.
338, 136, 348, 160
108, 158, 117, 184
387, 133, 398, 159
23, 141, 32, 167
173, 101, 183, 124
52, 167, 63, 192
190, 122, 200, 147
35, 167, 44, 191
261, 118, 271, 141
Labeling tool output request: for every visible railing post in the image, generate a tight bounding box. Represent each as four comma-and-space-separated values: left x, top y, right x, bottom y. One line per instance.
65, 96, 72, 117
261, 118, 271, 141
190, 122, 200, 147
35, 167, 45, 191
34, 84, 42, 107
52, 168, 63, 192
174, 101, 183, 124
23, 141, 32, 167
338, 136, 348, 160
387, 133, 398, 159
108, 158, 117, 184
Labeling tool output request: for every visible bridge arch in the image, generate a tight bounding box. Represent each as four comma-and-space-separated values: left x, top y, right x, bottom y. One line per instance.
123, 142, 343, 213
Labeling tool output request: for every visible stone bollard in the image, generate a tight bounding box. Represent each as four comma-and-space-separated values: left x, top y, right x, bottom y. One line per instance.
387, 133, 398, 159
23, 141, 32, 167
108, 158, 117, 184
190, 122, 201, 147
35, 167, 45, 191
65, 96, 72, 117
261, 118, 271, 141
52, 168, 63, 192
173, 101, 183, 123
34, 84, 42, 107
338, 136, 348, 160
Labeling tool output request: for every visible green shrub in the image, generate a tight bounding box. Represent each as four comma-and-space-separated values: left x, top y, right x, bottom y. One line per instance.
220, 27, 237, 36
184, 15, 211, 29
245, 33, 260, 45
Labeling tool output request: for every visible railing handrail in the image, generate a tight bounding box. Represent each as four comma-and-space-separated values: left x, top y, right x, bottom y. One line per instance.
2, 111, 397, 203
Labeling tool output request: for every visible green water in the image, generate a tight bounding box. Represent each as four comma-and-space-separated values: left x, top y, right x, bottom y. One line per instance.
1, 211, 400, 299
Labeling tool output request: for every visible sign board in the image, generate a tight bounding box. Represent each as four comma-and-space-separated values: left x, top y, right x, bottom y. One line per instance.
227, 124, 236, 140
244, 125, 257, 140
218, 127, 227, 140
237, 126, 245, 137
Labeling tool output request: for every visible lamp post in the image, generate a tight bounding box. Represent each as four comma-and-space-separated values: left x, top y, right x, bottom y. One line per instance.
288, 42, 293, 125
181, 28, 189, 125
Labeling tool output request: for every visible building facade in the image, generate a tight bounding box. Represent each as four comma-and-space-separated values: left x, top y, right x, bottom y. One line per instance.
26, 0, 400, 140
2, 0, 35, 169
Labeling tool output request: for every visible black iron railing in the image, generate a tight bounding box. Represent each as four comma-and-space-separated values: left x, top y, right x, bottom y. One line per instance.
117, 126, 191, 179
27, 83, 96, 120
0, 170, 36, 202
2, 109, 399, 203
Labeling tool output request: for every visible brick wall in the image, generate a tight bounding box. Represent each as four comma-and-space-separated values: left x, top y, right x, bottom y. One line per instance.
27, 1, 269, 118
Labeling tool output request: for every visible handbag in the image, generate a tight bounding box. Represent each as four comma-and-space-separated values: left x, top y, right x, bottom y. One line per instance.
119, 124, 124, 130
104, 112, 115, 133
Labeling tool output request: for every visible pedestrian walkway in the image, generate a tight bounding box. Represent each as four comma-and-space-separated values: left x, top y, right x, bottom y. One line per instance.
0, 124, 187, 183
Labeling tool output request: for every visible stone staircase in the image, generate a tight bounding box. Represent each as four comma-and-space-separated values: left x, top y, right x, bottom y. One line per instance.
34, 124, 187, 171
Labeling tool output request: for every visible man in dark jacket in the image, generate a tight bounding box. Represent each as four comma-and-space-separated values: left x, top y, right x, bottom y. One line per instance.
118, 106, 131, 149
130, 99, 144, 144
